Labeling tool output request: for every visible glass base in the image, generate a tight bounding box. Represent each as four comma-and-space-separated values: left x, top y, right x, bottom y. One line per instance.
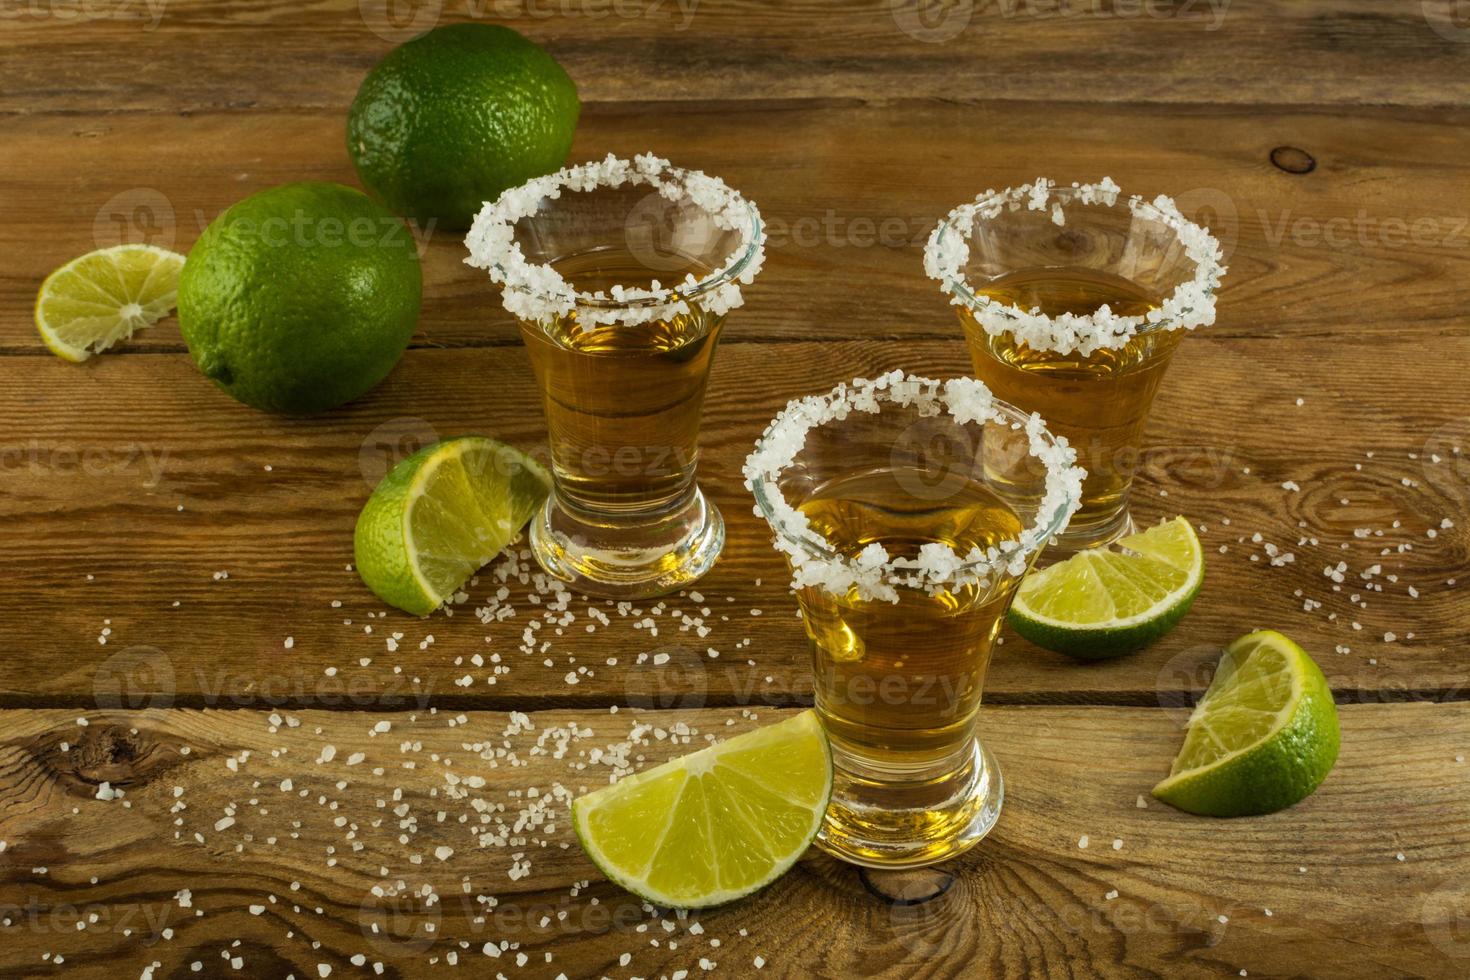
1046, 505, 1136, 559
815, 736, 1004, 869
528, 487, 724, 600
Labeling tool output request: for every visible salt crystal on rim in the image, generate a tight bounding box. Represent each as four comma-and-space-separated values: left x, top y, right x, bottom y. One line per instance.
465, 153, 764, 329
924, 177, 1226, 356
744, 371, 1083, 602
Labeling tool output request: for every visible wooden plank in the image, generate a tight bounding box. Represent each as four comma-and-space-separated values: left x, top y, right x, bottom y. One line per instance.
3, 1, 1470, 113
0, 703, 1464, 977
0, 338, 1463, 706
5, 102, 1470, 353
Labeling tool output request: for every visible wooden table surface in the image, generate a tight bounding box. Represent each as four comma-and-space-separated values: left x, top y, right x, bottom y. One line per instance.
3, 2, 1469, 977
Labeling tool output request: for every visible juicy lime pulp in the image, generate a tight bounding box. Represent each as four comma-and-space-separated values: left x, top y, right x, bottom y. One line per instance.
1152, 630, 1340, 817
354, 436, 550, 616
35, 244, 185, 361
573, 710, 832, 909
1008, 516, 1203, 659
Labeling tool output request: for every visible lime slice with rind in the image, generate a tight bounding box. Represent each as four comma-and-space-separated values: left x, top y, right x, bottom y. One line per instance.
354, 436, 549, 615
573, 710, 832, 909
1008, 516, 1203, 660
1153, 630, 1340, 816
36, 244, 185, 362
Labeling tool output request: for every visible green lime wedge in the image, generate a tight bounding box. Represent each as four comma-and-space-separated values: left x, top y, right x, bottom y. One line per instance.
354, 436, 549, 616
1153, 630, 1340, 816
573, 710, 832, 909
1008, 516, 1203, 660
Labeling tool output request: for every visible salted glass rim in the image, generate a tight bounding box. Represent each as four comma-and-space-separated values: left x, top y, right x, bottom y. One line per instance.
743, 371, 1084, 603
463, 152, 765, 328
923, 177, 1227, 356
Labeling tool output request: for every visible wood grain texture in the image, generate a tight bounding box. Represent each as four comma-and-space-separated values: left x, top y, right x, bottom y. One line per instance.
5, 103, 1470, 352
4, 0, 1469, 976
0, 339, 1464, 708
1, 703, 1465, 978
3, 1, 1470, 113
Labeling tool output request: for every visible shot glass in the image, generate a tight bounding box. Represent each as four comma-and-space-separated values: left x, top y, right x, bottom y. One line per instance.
926, 177, 1225, 552
467, 154, 765, 598
745, 371, 1082, 867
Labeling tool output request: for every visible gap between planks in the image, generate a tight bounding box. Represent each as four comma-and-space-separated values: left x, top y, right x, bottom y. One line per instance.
1, 323, 1464, 359
2, 685, 1467, 714
6, 95, 1470, 119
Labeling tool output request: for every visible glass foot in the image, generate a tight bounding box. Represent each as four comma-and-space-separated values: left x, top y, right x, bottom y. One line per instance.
528, 487, 724, 600
1045, 505, 1136, 559
815, 737, 1004, 869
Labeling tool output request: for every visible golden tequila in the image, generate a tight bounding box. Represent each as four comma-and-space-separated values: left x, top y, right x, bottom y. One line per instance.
796, 466, 1025, 867
798, 467, 1022, 757
960, 266, 1181, 548
517, 245, 726, 596
519, 246, 720, 514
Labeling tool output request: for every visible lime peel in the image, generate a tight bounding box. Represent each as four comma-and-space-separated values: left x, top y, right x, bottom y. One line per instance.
348, 22, 580, 229
1152, 630, 1340, 817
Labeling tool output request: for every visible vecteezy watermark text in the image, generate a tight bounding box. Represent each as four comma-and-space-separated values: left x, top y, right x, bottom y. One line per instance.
358, 0, 700, 43
1260, 209, 1469, 251
0, 0, 168, 30
0, 441, 168, 488
890, 0, 1229, 44
94, 645, 436, 711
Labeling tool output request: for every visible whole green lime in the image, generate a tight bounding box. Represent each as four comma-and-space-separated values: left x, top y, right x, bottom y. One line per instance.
177, 182, 422, 415
347, 23, 579, 230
